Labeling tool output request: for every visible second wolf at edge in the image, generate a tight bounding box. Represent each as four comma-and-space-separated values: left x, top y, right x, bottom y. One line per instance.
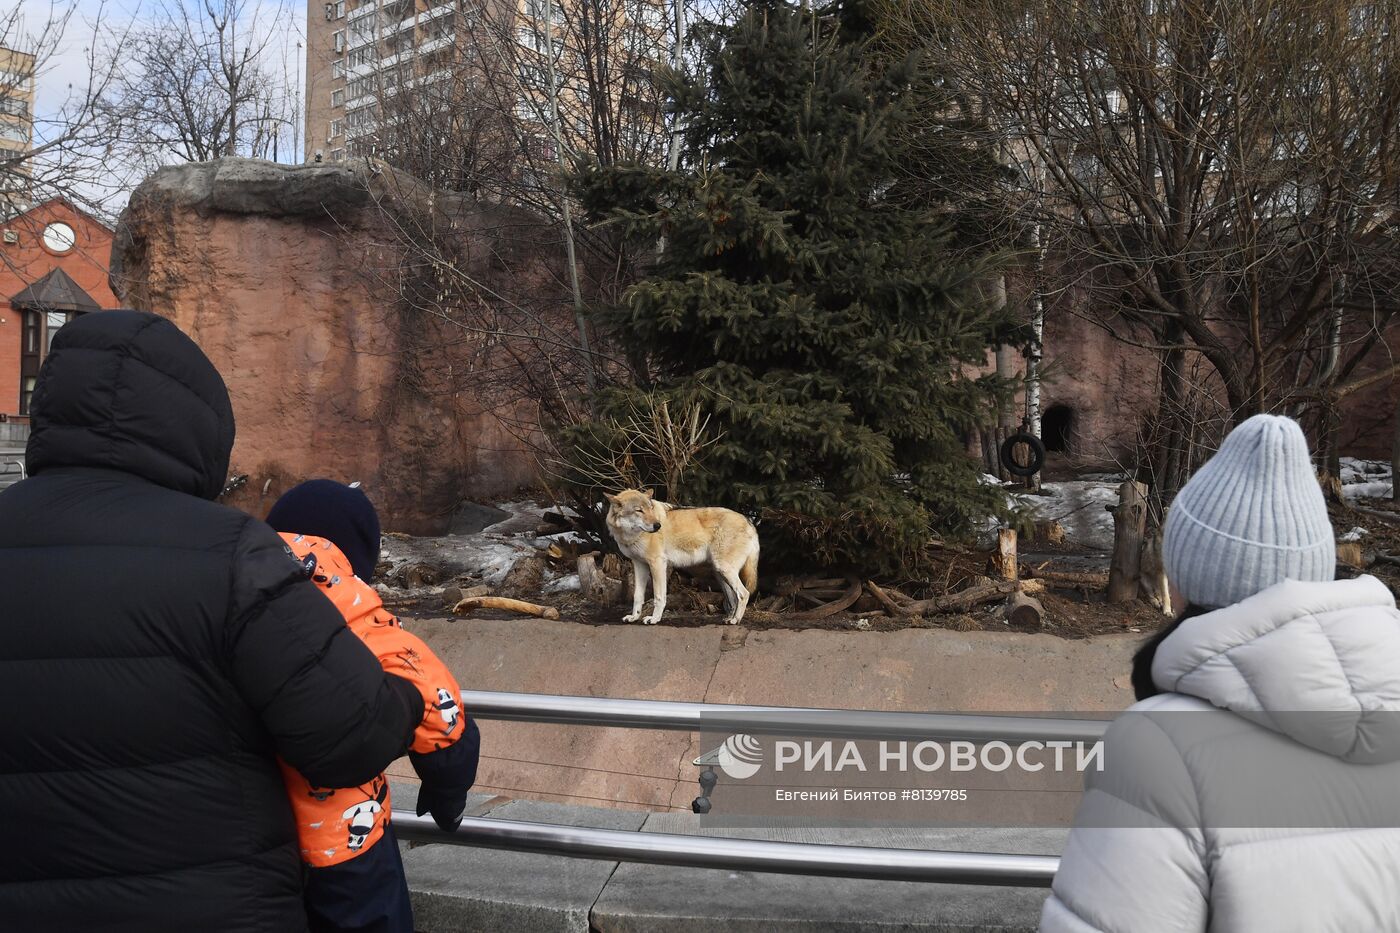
605, 488, 760, 626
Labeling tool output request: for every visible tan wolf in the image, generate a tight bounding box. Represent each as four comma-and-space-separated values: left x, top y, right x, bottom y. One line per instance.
605, 488, 759, 625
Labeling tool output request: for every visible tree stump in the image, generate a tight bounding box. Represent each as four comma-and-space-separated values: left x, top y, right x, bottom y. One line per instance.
991, 527, 1018, 581
578, 552, 621, 604
1108, 481, 1148, 604
1032, 520, 1066, 546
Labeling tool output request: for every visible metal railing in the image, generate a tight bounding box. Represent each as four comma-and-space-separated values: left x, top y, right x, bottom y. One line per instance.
386, 690, 1091, 886
391, 811, 1059, 887
461, 689, 1109, 743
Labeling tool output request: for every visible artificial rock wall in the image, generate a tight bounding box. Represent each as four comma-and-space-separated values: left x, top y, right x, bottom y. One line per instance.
112, 158, 550, 533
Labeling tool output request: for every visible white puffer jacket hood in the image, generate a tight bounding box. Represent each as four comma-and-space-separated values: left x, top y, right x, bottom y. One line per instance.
1042, 576, 1400, 933
1152, 574, 1400, 763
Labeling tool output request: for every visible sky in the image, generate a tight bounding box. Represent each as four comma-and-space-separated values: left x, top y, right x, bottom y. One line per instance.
12, 0, 307, 212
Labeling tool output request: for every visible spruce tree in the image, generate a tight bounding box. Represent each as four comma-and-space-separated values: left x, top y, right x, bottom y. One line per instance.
568, 0, 1021, 577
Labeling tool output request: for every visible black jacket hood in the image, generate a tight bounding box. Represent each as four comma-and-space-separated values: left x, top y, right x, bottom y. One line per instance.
25, 309, 235, 500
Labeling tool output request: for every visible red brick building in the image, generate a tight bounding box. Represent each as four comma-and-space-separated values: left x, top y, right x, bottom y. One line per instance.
0, 199, 120, 420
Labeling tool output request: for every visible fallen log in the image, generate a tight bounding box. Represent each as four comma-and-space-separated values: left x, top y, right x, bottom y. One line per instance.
1027, 569, 1110, 589
788, 578, 863, 620
1005, 591, 1045, 629
453, 596, 560, 620
773, 576, 848, 596
1352, 505, 1400, 527
865, 580, 911, 617
907, 579, 1044, 616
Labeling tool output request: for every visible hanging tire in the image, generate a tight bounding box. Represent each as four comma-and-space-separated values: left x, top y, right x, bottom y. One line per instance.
1000, 432, 1046, 478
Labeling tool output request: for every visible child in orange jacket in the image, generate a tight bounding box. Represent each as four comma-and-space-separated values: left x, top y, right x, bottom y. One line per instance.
268, 480, 480, 933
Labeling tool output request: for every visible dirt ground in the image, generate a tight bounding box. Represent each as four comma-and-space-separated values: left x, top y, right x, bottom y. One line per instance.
386, 549, 1169, 639
1337, 496, 1400, 592
385, 495, 1398, 640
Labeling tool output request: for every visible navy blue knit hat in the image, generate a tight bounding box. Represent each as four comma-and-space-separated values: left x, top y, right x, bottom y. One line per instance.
266, 479, 382, 582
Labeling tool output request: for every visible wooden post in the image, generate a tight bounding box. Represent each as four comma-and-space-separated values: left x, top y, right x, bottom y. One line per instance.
1108, 480, 1148, 604
993, 527, 1018, 581
1392, 391, 1399, 503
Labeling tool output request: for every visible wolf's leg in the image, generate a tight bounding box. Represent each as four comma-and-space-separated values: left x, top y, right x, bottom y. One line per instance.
622, 560, 650, 623
644, 560, 668, 624
717, 566, 750, 625
715, 571, 736, 615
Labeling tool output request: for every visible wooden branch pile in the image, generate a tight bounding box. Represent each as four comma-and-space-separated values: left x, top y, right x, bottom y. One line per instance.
768, 571, 1047, 627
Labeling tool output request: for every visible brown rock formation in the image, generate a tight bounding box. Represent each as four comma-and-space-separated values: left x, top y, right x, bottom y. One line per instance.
112, 158, 561, 533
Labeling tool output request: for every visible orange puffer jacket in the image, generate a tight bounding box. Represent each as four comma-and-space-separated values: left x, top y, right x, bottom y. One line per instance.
278, 533, 465, 867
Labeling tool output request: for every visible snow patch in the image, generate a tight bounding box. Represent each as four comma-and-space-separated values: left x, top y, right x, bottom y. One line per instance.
1339, 457, 1394, 502
379, 499, 567, 587
544, 573, 581, 594
1018, 481, 1120, 551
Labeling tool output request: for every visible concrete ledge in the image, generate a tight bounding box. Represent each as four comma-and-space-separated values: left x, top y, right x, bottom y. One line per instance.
399, 790, 1061, 932
591, 816, 1061, 932
403, 798, 646, 933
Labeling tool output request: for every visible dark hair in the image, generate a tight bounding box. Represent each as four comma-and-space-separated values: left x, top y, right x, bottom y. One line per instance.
1130, 604, 1214, 701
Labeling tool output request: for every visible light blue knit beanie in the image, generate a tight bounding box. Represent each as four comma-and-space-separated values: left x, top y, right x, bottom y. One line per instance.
1163, 414, 1335, 610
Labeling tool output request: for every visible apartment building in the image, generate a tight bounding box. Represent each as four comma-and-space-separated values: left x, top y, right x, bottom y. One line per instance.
303, 0, 668, 168
0, 47, 36, 215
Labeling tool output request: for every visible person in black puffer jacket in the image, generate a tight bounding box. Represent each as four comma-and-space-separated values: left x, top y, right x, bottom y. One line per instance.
0, 310, 424, 933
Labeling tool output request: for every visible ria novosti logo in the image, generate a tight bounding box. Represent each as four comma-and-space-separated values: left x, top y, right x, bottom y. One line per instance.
705, 734, 1104, 780
716, 733, 764, 779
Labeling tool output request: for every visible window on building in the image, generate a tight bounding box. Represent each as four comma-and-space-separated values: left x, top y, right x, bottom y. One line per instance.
348, 46, 374, 68
330, 148, 345, 162
335, 0, 346, 16
526, 0, 563, 26
347, 106, 376, 131
423, 14, 454, 41
350, 15, 376, 46
18, 309, 83, 415
333, 59, 346, 79
333, 29, 346, 52
331, 89, 345, 108
386, 27, 414, 54
626, 0, 667, 30
330, 118, 343, 138
0, 95, 27, 118
18, 310, 38, 414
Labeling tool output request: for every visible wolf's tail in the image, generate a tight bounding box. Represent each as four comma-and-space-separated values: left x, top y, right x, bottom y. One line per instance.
741, 548, 759, 594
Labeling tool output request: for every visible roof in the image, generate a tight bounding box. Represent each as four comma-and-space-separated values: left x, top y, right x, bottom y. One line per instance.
10, 267, 102, 313
8, 196, 115, 234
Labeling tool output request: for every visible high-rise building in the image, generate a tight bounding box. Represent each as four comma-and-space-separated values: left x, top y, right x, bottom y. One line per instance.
303, 0, 669, 168
0, 47, 36, 215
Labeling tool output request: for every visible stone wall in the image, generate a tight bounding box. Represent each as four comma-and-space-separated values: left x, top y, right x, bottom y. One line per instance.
112, 158, 558, 533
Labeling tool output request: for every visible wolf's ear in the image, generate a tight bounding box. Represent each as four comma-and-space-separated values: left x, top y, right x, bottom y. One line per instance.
641, 488, 655, 500
604, 492, 619, 505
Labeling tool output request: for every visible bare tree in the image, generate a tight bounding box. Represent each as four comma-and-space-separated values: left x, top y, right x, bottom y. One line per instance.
880, 0, 1400, 495
96, 0, 298, 179
338, 0, 683, 429
0, 0, 129, 218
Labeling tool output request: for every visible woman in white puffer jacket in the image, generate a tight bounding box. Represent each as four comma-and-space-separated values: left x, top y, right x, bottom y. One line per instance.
1041, 414, 1400, 933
